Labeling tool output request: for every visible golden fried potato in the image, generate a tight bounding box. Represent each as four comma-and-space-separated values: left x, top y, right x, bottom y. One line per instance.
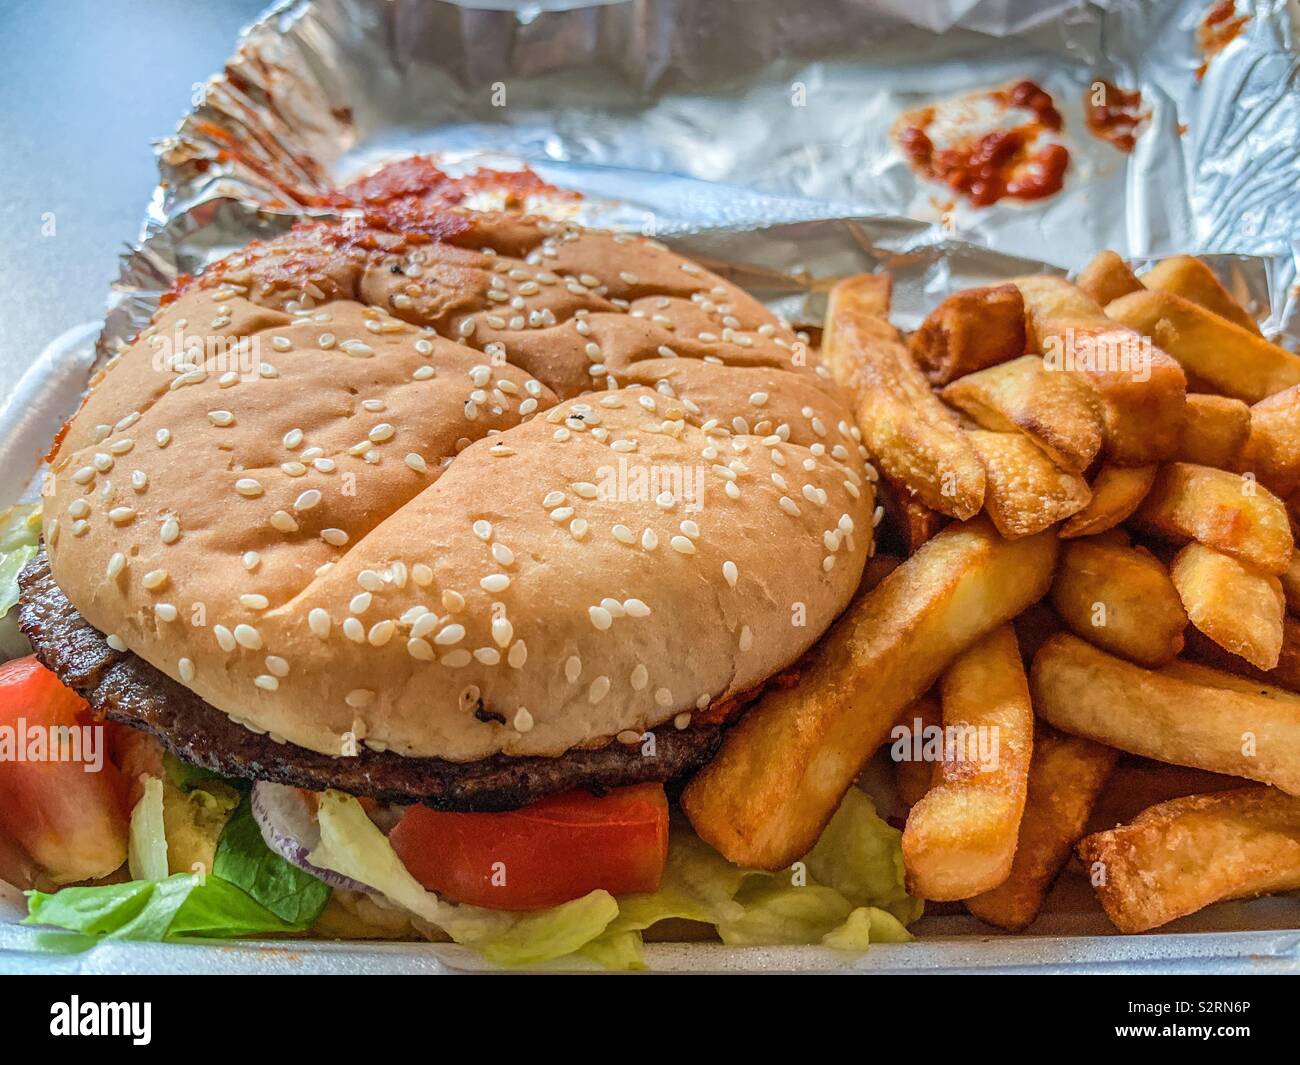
682, 518, 1058, 869
1059, 463, 1157, 538
1176, 393, 1251, 469
1031, 633, 1300, 794
902, 625, 1033, 901
821, 273, 892, 384
967, 430, 1091, 539
825, 275, 986, 520
942, 354, 1103, 473
1076, 250, 1142, 307
1050, 538, 1187, 666
909, 284, 1026, 386
1241, 384, 1300, 499
1106, 289, 1300, 402
1077, 787, 1300, 933
892, 693, 940, 809
1140, 255, 1260, 334
1170, 541, 1285, 671
964, 728, 1117, 932
1132, 462, 1294, 575
1183, 617, 1300, 694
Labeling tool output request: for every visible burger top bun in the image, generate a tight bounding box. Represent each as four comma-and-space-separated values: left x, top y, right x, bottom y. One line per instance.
43, 168, 875, 761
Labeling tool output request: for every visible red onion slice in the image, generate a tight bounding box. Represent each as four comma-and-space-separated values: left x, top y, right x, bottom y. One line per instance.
250, 781, 371, 894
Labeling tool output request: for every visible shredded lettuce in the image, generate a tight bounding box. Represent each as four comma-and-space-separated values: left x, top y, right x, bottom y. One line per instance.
0, 503, 40, 659
127, 776, 168, 882
26, 779, 919, 967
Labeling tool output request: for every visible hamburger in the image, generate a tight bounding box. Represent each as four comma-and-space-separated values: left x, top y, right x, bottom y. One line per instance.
1, 160, 916, 965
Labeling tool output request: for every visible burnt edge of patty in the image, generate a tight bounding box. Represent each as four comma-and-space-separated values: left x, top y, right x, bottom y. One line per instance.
17, 551, 722, 812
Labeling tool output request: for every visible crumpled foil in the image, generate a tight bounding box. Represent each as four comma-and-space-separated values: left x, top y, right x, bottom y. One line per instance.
8, 0, 1300, 972
97, 0, 1299, 372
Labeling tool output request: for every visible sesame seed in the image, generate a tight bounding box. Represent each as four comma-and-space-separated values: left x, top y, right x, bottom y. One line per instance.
240, 594, 269, 610
266, 655, 289, 677
321, 528, 348, 546
255, 674, 279, 691
283, 428, 304, 449
507, 641, 527, 668
214, 625, 236, 652
293, 489, 322, 511
642, 529, 658, 550
106, 634, 127, 652
106, 552, 127, 580
350, 592, 373, 614
670, 535, 695, 555
108, 506, 136, 525
513, 707, 534, 732
565, 656, 582, 683
441, 650, 472, 668
778, 496, 800, 517
630, 664, 648, 690
235, 478, 263, 497
68, 499, 90, 519
569, 518, 589, 540
233, 624, 262, 650
342, 618, 365, 643
654, 688, 673, 707
407, 637, 435, 661
473, 520, 493, 541
473, 647, 500, 665
368, 620, 396, 647
589, 676, 611, 703
434, 624, 465, 646
308, 608, 331, 638
142, 569, 169, 590
442, 590, 465, 612
612, 524, 635, 544
207, 410, 235, 427
132, 470, 148, 492
72, 466, 94, 485
404, 453, 428, 474
178, 658, 195, 683
623, 598, 651, 618
481, 574, 510, 592
270, 510, 298, 533
491, 618, 514, 648
345, 689, 374, 708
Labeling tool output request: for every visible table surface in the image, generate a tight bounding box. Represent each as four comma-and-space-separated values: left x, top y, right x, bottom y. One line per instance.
0, 0, 269, 402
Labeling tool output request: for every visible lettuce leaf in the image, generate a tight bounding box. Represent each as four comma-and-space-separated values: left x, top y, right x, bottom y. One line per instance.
213, 798, 330, 926
0, 503, 40, 620
25, 872, 310, 942
127, 776, 168, 882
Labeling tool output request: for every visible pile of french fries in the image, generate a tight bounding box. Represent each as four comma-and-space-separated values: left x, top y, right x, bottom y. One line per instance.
683, 253, 1300, 935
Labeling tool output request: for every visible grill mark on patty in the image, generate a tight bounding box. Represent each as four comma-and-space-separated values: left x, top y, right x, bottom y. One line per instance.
17, 551, 721, 812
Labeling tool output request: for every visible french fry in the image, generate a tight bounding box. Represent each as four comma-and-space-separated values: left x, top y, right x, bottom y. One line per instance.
821, 273, 892, 385
1175, 393, 1251, 469
825, 275, 987, 520
1140, 255, 1260, 335
964, 728, 1117, 931
875, 475, 949, 556
1170, 541, 1285, 671
967, 430, 1091, 538
1284, 554, 1300, 616
1014, 275, 1188, 465
942, 354, 1104, 473
1131, 462, 1294, 575
1076, 787, 1300, 933
681, 518, 1059, 869
1182, 619, 1300, 694
1013, 275, 1106, 346
1050, 538, 1187, 666
1076, 250, 1143, 307
1084, 757, 1242, 835
901, 625, 1033, 900
1059, 463, 1157, 538
1241, 384, 1300, 499
892, 693, 940, 809
1031, 633, 1300, 794
1106, 289, 1300, 402
908, 283, 1026, 385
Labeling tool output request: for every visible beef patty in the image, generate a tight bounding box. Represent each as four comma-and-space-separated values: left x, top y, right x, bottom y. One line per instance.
17, 552, 722, 811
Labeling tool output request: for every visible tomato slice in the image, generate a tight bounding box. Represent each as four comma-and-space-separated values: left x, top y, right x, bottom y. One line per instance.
0, 656, 128, 883
390, 783, 669, 911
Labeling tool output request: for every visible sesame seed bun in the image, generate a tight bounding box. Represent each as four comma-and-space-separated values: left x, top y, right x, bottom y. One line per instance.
42, 202, 874, 762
